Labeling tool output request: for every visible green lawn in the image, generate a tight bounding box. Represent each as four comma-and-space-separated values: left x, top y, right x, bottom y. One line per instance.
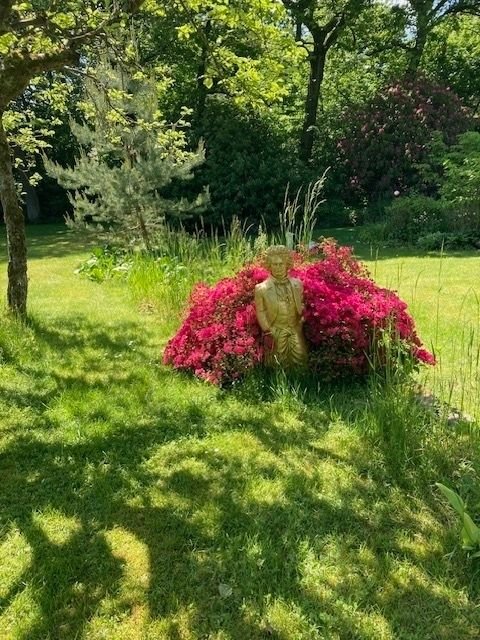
0, 224, 479, 640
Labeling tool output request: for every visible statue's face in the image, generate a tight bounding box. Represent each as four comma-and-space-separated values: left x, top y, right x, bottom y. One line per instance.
269, 256, 288, 280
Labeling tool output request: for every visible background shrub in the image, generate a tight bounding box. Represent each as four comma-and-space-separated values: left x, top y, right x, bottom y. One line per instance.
374, 131, 480, 246
338, 77, 472, 205
416, 231, 479, 251
436, 131, 480, 235
357, 223, 388, 246
184, 100, 306, 228
384, 195, 448, 244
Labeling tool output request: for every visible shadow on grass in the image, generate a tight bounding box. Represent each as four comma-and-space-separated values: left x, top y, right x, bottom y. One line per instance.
1, 421, 479, 639
317, 227, 480, 262
0, 223, 97, 263
1, 317, 479, 638
1, 315, 157, 424
230, 367, 479, 486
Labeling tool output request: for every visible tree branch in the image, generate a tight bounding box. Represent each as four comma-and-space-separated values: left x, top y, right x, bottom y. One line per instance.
429, 0, 480, 23
430, 0, 452, 20
441, 1, 480, 19
10, 14, 49, 32
0, 49, 79, 109
173, 0, 230, 79
297, 38, 314, 54
0, 1, 146, 109
68, 18, 113, 42
363, 39, 411, 56
323, 15, 346, 48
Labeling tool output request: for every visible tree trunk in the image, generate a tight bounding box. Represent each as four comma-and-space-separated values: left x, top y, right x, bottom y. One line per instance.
25, 183, 41, 223
137, 211, 152, 253
0, 112, 28, 317
299, 42, 326, 164
194, 19, 211, 134
405, 12, 429, 77
406, 33, 428, 76
19, 170, 41, 222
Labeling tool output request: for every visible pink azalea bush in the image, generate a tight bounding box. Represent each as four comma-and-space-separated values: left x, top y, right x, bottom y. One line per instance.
163, 240, 434, 385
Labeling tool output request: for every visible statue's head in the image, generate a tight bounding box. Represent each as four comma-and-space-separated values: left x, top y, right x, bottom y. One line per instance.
264, 245, 293, 280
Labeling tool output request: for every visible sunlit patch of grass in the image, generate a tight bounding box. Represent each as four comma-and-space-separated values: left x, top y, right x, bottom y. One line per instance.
87, 527, 151, 637
0, 584, 43, 640
32, 510, 82, 546
360, 251, 480, 416
0, 527, 33, 600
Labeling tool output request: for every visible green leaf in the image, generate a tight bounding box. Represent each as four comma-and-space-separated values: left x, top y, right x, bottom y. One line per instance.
436, 483, 465, 516
13, 2, 33, 10
51, 13, 76, 29
218, 583, 233, 598
0, 33, 17, 55
462, 512, 480, 547
176, 24, 194, 40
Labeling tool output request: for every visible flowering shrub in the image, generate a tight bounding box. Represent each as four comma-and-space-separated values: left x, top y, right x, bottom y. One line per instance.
338, 77, 472, 202
163, 265, 269, 384
163, 240, 434, 385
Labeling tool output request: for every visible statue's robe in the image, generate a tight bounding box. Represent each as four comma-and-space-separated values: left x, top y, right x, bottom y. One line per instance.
254, 276, 308, 367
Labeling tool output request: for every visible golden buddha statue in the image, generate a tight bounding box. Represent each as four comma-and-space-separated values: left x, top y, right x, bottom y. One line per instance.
254, 245, 308, 368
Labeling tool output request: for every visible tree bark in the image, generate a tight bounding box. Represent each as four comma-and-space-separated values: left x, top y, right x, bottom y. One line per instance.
23, 180, 41, 223
299, 42, 326, 163
405, 17, 429, 76
137, 211, 152, 253
194, 19, 211, 134
0, 112, 28, 317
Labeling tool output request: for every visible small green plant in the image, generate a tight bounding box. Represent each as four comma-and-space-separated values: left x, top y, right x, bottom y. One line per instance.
436, 483, 480, 557
75, 246, 133, 282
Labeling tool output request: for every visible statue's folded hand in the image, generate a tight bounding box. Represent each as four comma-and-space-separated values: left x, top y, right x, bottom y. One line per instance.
268, 326, 280, 339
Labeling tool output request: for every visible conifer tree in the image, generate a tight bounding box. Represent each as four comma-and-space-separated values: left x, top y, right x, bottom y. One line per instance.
44, 63, 206, 251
